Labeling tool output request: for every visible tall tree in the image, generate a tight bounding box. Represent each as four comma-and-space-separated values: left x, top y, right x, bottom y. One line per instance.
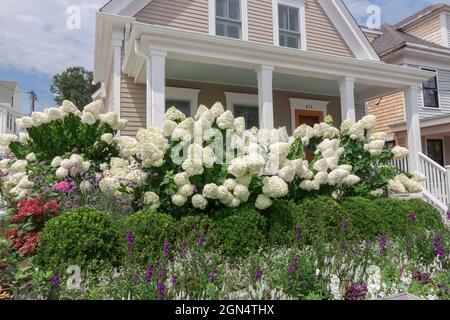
50, 67, 100, 110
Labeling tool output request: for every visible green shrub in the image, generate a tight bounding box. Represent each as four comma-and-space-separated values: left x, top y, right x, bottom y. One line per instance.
264, 200, 299, 246
36, 209, 122, 271
212, 205, 267, 258
120, 210, 177, 265
177, 215, 215, 247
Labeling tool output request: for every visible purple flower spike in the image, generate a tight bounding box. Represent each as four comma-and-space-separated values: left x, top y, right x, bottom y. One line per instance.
254, 268, 263, 281
208, 269, 218, 283
145, 265, 154, 283
171, 276, 177, 286
49, 273, 61, 287
163, 240, 170, 258
197, 235, 206, 246
379, 234, 388, 254
295, 225, 302, 241
156, 282, 165, 300
409, 212, 416, 224
345, 283, 368, 300
126, 232, 134, 250
433, 234, 445, 259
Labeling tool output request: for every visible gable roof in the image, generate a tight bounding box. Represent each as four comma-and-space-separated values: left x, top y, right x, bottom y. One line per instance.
395, 3, 450, 30
372, 24, 450, 57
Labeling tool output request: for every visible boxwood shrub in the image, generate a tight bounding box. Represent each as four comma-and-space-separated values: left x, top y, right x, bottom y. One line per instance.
119, 210, 177, 265
35, 209, 122, 271
211, 205, 267, 258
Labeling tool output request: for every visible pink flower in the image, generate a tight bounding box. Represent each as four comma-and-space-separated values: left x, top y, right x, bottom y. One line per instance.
54, 181, 71, 193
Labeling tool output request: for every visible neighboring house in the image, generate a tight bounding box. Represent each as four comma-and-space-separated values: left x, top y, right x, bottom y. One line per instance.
0, 81, 21, 135
94, 0, 430, 166
364, 4, 450, 167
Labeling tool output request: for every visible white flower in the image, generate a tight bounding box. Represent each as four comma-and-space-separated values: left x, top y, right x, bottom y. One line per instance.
223, 179, 237, 191
202, 147, 216, 168
370, 132, 386, 141
343, 174, 361, 186
195, 105, 209, 120
192, 194, 208, 210
361, 115, 377, 130
313, 159, 328, 173
348, 122, 365, 141
17, 175, 34, 189
236, 174, 252, 186
10, 160, 28, 173
100, 163, 109, 171
26, 153, 36, 162
182, 158, 204, 177
80, 181, 93, 193
262, 176, 289, 198
171, 194, 187, 206
210, 102, 225, 119
99, 112, 119, 128
234, 117, 246, 132
228, 158, 248, 178
370, 189, 384, 197
364, 140, 385, 156
202, 183, 219, 199
144, 192, 160, 209
18, 117, 34, 129
56, 167, 69, 179
216, 110, 235, 130
314, 172, 329, 185
391, 146, 409, 160
163, 119, 178, 137
81, 112, 96, 125
99, 177, 120, 196
244, 153, 266, 176
233, 184, 250, 202
45, 107, 66, 121
164, 107, 186, 122
328, 169, 350, 185
387, 177, 406, 193
299, 180, 320, 191
179, 184, 195, 198
255, 194, 273, 210
340, 120, 354, 135
398, 174, 422, 193
0, 159, 11, 169
31, 112, 50, 126
278, 165, 295, 182
174, 172, 190, 187
411, 171, 426, 183
329, 275, 341, 300
101, 133, 114, 145
61, 100, 78, 113
18, 132, 30, 144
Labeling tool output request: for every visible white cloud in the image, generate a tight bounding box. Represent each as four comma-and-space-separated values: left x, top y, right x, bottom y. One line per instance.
0, 0, 104, 75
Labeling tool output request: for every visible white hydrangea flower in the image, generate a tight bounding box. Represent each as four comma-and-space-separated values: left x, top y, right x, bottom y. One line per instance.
17, 175, 34, 189
361, 115, 377, 130
99, 112, 119, 128
116, 136, 139, 158
217, 186, 234, 204
228, 158, 248, 178
262, 176, 289, 198
100, 163, 109, 171
343, 174, 361, 186
101, 133, 114, 145
340, 119, 354, 135
364, 140, 385, 156
234, 117, 246, 133
0, 158, 11, 169
216, 110, 235, 130
195, 105, 209, 120
81, 112, 96, 125
18, 132, 30, 144
56, 167, 69, 179
45, 107, 67, 121
370, 189, 384, 197
255, 194, 273, 210
179, 184, 195, 198
300, 180, 320, 191
233, 184, 250, 202
313, 159, 328, 173
25, 153, 36, 162
411, 171, 426, 183
244, 153, 266, 176
61, 100, 78, 114
182, 158, 204, 177
328, 169, 350, 185
210, 102, 225, 119
236, 174, 252, 187
314, 172, 329, 185
202, 183, 219, 199
163, 119, 178, 137
144, 192, 160, 209
278, 165, 295, 183
398, 174, 422, 193
83, 100, 103, 119
348, 122, 365, 141
224, 179, 237, 191
31, 112, 50, 126
172, 194, 187, 206
202, 146, 216, 168
99, 177, 120, 196
10, 160, 28, 173
80, 181, 93, 193
174, 172, 190, 187
370, 132, 386, 142
192, 194, 208, 210
391, 146, 409, 160
387, 177, 406, 194
164, 107, 186, 123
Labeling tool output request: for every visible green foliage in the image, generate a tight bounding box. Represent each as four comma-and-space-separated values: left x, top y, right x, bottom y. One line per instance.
176, 215, 215, 247
211, 205, 267, 258
35, 209, 122, 271
50, 66, 100, 110
264, 200, 298, 246
119, 210, 177, 265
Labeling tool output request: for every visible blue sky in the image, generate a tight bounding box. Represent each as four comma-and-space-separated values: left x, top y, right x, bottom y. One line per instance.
0, 0, 448, 114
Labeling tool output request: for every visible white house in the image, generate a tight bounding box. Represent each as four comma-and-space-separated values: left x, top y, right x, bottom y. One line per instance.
0, 81, 21, 135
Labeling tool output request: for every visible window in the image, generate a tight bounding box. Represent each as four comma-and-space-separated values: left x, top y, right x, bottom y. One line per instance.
385, 140, 396, 150
421, 68, 439, 108
216, 0, 241, 39
278, 4, 300, 49
234, 105, 259, 129
427, 139, 444, 166
165, 99, 191, 117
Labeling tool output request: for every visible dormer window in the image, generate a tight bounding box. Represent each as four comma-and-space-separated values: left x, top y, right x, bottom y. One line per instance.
216, 0, 241, 39
421, 68, 440, 109
278, 4, 300, 48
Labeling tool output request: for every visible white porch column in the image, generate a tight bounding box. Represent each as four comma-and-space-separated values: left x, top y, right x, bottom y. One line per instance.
339, 76, 356, 122
112, 28, 124, 116
256, 65, 274, 129
404, 85, 422, 172
146, 50, 167, 128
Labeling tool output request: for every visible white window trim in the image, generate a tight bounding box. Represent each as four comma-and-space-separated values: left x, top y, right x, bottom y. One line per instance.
166, 87, 201, 117
420, 67, 441, 110
209, 0, 248, 41
272, 0, 307, 50
289, 98, 329, 133
439, 13, 449, 48
224, 92, 258, 113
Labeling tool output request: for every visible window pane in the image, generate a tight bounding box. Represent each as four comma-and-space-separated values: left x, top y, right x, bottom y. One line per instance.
216, 21, 226, 36
216, 0, 227, 18
280, 31, 299, 48
228, 0, 240, 20
288, 7, 299, 32
234, 105, 259, 129
226, 22, 240, 38
423, 89, 439, 108
278, 5, 288, 30
423, 76, 437, 89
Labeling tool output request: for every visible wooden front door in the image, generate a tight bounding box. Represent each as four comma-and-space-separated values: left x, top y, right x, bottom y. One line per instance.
295, 110, 324, 161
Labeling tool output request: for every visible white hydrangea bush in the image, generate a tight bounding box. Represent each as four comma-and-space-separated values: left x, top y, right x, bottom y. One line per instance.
98, 102, 420, 212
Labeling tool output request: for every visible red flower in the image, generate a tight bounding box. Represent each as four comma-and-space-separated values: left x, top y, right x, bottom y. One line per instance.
3, 227, 19, 239
43, 200, 60, 215
18, 232, 39, 257
11, 199, 44, 222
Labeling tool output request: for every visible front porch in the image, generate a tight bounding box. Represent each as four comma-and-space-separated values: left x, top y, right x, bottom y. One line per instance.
96, 21, 434, 172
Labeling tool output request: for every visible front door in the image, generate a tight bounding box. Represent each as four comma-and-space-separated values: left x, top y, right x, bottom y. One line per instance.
427, 139, 444, 167
295, 110, 324, 160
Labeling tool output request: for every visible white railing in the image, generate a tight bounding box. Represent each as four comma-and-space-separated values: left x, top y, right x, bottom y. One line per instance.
390, 156, 409, 172
418, 152, 449, 209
